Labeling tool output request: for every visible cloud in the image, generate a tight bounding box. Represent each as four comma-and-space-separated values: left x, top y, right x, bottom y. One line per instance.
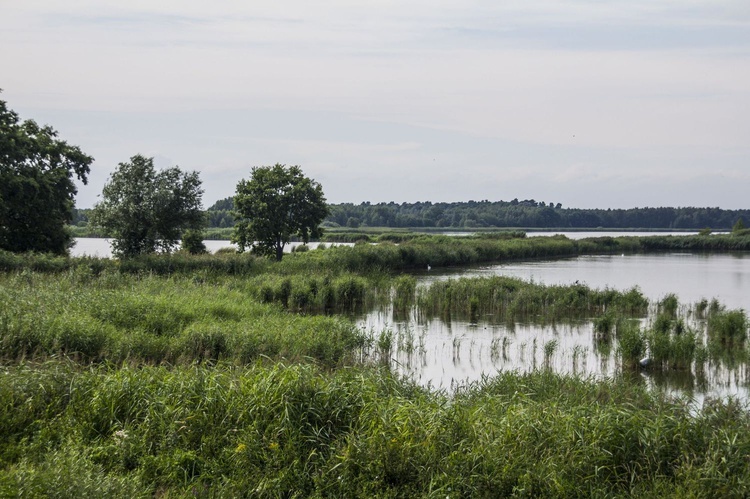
3, 1, 750, 209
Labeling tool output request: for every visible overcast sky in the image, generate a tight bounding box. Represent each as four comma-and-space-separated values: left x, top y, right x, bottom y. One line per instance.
2, 1, 749, 209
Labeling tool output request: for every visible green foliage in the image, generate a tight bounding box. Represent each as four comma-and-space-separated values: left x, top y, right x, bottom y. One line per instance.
180, 229, 207, 255
593, 310, 617, 338
417, 276, 648, 322
7, 231, 750, 495
645, 317, 698, 371
658, 294, 680, 318
0, 271, 365, 367
708, 309, 748, 349
0, 93, 93, 255
90, 155, 204, 258
2, 364, 750, 497
232, 164, 328, 261
324, 200, 750, 230
207, 196, 750, 231
617, 321, 645, 367
733, 218, 746, 233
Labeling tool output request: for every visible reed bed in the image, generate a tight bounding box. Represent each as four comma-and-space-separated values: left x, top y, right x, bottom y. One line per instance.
2, 232, 748, 277
0, 271, 365, 367
616, 299, 748, 372
235, 271, 390, 314
1, 362, 749, 497
416, 275, 648, 322
2, 239, 750, 497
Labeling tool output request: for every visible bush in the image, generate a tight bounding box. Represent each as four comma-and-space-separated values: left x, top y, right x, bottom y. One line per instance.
181, 230, 207, 255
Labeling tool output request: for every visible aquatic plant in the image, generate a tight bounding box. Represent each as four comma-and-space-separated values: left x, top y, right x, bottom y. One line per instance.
658, 293, 679, 318
416, 276, 648, 323
708, 309, 748, 349
617, 322, 646, 368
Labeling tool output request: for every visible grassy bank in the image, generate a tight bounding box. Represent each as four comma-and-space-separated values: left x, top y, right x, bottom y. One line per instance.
6, 232, 750, 276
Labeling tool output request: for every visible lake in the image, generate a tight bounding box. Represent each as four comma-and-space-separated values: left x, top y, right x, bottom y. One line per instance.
359, 252, 750, 403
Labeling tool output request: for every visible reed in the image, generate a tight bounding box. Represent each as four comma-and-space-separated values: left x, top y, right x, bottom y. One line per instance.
707, 308, 748, 349
645, 321, 698, 371
617, 321, 646, 368
2, 363, 750, 497
658, 293, 680, 318
416, 276, 648, 323
0, 271, 366, 367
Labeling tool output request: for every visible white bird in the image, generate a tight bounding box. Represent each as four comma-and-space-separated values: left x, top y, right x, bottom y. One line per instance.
427, 264, 431, 271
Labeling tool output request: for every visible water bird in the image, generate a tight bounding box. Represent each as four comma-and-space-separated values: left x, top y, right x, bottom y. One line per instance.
427, 264, 431, 271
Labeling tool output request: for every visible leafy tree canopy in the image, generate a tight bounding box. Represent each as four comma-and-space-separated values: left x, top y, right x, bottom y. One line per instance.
0, 92, 92, 254
90, 155, 204, 258
232, 164, 328, 261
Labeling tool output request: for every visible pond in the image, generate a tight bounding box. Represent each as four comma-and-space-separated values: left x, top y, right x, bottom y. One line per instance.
359, 252, 750, 404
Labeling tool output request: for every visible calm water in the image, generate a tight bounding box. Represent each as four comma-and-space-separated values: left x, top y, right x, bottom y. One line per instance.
71, 238, 327, 258
359, 252, 750, 402
420, 253, 750, 310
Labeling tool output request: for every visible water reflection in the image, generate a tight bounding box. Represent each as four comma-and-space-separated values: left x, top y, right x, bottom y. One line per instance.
359, 253, 750, 403
360, 304, 750, 405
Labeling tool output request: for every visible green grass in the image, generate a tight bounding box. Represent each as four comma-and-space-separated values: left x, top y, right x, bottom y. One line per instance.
1, 362, 750, 497
0, 271, 365, 367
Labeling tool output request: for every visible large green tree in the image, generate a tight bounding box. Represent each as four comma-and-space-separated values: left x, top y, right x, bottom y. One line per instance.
90, 155, 204, 258
232, 164, 328, 261
0, 93, 92, 254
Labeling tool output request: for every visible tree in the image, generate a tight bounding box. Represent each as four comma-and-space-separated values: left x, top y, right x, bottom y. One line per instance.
181, 229, 207, 255
0, 92, 92, 254
90, 155, 204, 258
232, 164, 328, 261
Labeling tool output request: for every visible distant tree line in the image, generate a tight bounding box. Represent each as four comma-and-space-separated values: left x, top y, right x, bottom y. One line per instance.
191, 198, 749, 230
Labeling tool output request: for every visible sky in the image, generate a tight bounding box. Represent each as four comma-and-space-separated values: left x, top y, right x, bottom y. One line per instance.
2, 1, 749, 210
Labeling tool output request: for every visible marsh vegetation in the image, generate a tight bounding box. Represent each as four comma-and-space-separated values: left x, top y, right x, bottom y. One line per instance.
1, 234, 750, 497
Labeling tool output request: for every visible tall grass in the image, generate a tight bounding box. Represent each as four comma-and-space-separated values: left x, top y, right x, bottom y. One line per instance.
3, 231, 748, 277
416, 276, 648, 322
708, 308, 748, 349
0, 271, 366, 367
2, 363, 750, 497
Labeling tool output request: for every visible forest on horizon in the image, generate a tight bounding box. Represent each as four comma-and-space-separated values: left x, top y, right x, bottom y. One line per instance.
74, 197, 750, 231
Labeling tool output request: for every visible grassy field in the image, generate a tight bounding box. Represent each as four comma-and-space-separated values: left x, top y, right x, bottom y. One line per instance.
1, 236, 750, 497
